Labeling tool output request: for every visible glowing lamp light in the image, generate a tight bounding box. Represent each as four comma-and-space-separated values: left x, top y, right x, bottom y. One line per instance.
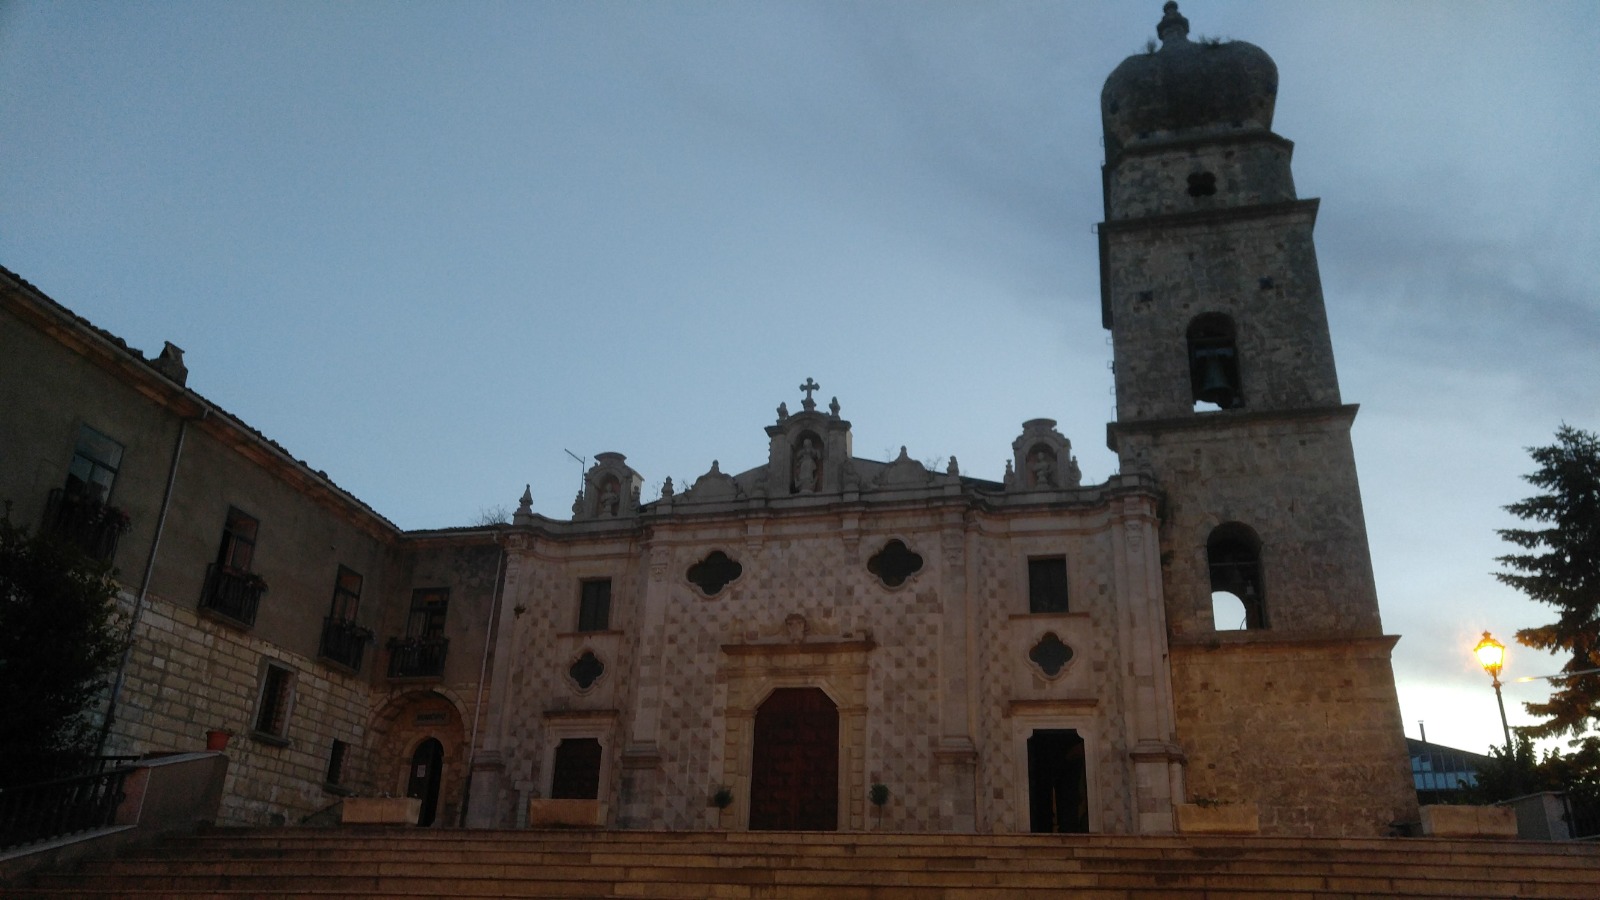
1474, 631, 1506, 680
1473, 631, 1514, 753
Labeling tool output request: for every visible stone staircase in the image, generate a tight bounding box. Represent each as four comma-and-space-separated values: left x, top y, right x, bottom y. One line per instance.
8, 828, 1600, 898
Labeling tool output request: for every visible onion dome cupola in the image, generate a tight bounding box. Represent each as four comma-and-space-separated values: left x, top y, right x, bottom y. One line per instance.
1100, 2, 1279, 164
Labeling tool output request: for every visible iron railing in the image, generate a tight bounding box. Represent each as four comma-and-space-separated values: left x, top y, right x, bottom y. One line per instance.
1569, 794, 1600, 840
0, 760, 137, 850
199, 564, 266, 627
42, 488, 128, 562
319, 616, 371, 672
387, 636, 448, 679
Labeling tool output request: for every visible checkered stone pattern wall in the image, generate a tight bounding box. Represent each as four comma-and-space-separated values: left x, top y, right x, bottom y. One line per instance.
645, 522, 950, 831
106, 591, 372, 826
968, 525, 1136, 833
863, 581, 944, 830
498, 546, 639, 821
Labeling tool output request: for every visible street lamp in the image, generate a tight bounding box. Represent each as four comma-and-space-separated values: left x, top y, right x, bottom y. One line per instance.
1473, 631, 1514, 752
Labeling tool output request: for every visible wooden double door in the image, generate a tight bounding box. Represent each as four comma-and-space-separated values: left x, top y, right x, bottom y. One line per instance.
748, 688, 838, 831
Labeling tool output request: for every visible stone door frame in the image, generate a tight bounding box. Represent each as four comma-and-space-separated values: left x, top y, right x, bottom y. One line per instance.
718, 640, 872, 831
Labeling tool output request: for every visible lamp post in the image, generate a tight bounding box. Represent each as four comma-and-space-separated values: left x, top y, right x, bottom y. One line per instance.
1473, 631, 1514, 752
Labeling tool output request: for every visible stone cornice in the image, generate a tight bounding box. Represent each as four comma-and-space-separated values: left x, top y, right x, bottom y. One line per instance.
1099, 197, 1319, 237
1168, 633, 1401, 656
1107, 404, 1359, 452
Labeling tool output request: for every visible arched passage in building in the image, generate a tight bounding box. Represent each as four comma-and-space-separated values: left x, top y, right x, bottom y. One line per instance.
369, 690, 468, 827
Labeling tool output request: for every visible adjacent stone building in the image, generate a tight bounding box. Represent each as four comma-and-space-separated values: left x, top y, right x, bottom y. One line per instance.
0, 4, 1416, 837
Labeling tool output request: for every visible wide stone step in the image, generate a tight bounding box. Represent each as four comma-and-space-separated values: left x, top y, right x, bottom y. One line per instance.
10, 829, 1599, 899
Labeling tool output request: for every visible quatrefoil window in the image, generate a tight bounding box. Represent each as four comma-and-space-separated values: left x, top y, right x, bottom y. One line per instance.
568, 650, 605, 690
867, 539, 923, 588
1028, 633, 1074, 679
687, 550, 742, 596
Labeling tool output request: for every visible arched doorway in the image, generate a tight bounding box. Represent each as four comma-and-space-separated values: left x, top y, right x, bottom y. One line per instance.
1027, 729, 1088, 833
749, 687, 838, 831
407, 737, 444, 826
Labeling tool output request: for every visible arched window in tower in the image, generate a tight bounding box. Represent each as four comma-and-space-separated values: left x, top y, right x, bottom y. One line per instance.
1187, 314, 1243, 411
1207, 523, 1265, 630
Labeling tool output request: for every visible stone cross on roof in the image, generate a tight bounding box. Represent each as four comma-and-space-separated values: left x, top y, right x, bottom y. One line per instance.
799, 377, 821, 412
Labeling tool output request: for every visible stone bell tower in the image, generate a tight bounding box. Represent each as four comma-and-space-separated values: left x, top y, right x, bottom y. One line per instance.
1099, 3, 1415, 835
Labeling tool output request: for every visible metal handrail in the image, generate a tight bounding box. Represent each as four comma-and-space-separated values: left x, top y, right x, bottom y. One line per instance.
0, 762, 136, 850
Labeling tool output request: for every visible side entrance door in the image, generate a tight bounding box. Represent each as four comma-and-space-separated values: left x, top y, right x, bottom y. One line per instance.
406, 737, 444, 826
1027, 728, 1088, 833
749, 687, 838, 830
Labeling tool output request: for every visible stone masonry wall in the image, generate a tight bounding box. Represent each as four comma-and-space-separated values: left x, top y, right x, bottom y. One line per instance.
107, 591, 372, 825
1171, 637, 1418, 837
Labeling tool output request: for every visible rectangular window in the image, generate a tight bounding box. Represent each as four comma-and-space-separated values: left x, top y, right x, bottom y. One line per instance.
325, 739, 350, 788
66, 425, 123, 501
253, 661, 295, 741
577, 579, 612, 632
1028, 557, 1070, 614
330, 566, 362, 621
217, 507, 258, 573
407, 588, 449, 639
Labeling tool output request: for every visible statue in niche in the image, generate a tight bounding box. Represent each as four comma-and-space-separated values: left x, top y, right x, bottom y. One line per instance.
794, 438, 821, 493
1030, 448, 1056, 488
599, 478, 620, 516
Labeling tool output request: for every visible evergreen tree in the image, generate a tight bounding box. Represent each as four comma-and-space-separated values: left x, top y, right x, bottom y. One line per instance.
1497, 425, 1600, 740
0, 515, 126, 786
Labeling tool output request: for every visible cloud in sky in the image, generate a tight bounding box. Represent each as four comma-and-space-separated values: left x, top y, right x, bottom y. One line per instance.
2, 1, 1596, 756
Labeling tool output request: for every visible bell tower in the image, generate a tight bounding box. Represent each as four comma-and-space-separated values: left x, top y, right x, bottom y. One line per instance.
1099, 4, 1415, 835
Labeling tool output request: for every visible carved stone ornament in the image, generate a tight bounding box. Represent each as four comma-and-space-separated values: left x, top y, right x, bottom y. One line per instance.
874, 447, 932, 488
682, 460, 741, 503
574, 452, 645, 520
1009, 419, 1082, 492
784, 613, 808, 643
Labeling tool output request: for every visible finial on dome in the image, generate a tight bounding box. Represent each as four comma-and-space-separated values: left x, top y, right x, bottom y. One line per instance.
1158, 1, 1190, 48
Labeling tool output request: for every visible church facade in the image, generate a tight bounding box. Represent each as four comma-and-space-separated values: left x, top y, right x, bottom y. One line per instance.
0, 4, 1416, 837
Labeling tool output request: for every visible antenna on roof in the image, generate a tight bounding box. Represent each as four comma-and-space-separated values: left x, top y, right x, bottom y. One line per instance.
563, 449, 587, 497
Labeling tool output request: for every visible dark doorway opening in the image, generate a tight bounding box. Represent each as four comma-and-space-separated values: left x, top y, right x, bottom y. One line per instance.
550, 737, 603, 799
406, 737, 444, 826
1027, 729, 1088, 833
749, 687, 838, 831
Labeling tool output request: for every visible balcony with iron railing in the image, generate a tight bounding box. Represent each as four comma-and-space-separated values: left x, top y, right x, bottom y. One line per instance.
318, 616, 372, 673
387, 635, 448, 679
42, 488, 129, 563
198, 564, 267, 628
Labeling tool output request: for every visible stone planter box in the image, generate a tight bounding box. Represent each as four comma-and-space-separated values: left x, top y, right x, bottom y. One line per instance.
341, 797, 421, 825
1175, 802, 1259, 835
1420, 804, 1517, 838
527, 798, 606, 828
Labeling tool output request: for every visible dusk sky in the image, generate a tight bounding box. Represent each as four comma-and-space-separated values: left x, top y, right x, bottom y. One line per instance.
2, 1, 1596, 758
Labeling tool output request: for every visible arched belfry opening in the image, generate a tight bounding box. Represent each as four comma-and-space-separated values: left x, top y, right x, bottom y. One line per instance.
1208, 523, 1265, 630
1187, 313, 1243, 410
